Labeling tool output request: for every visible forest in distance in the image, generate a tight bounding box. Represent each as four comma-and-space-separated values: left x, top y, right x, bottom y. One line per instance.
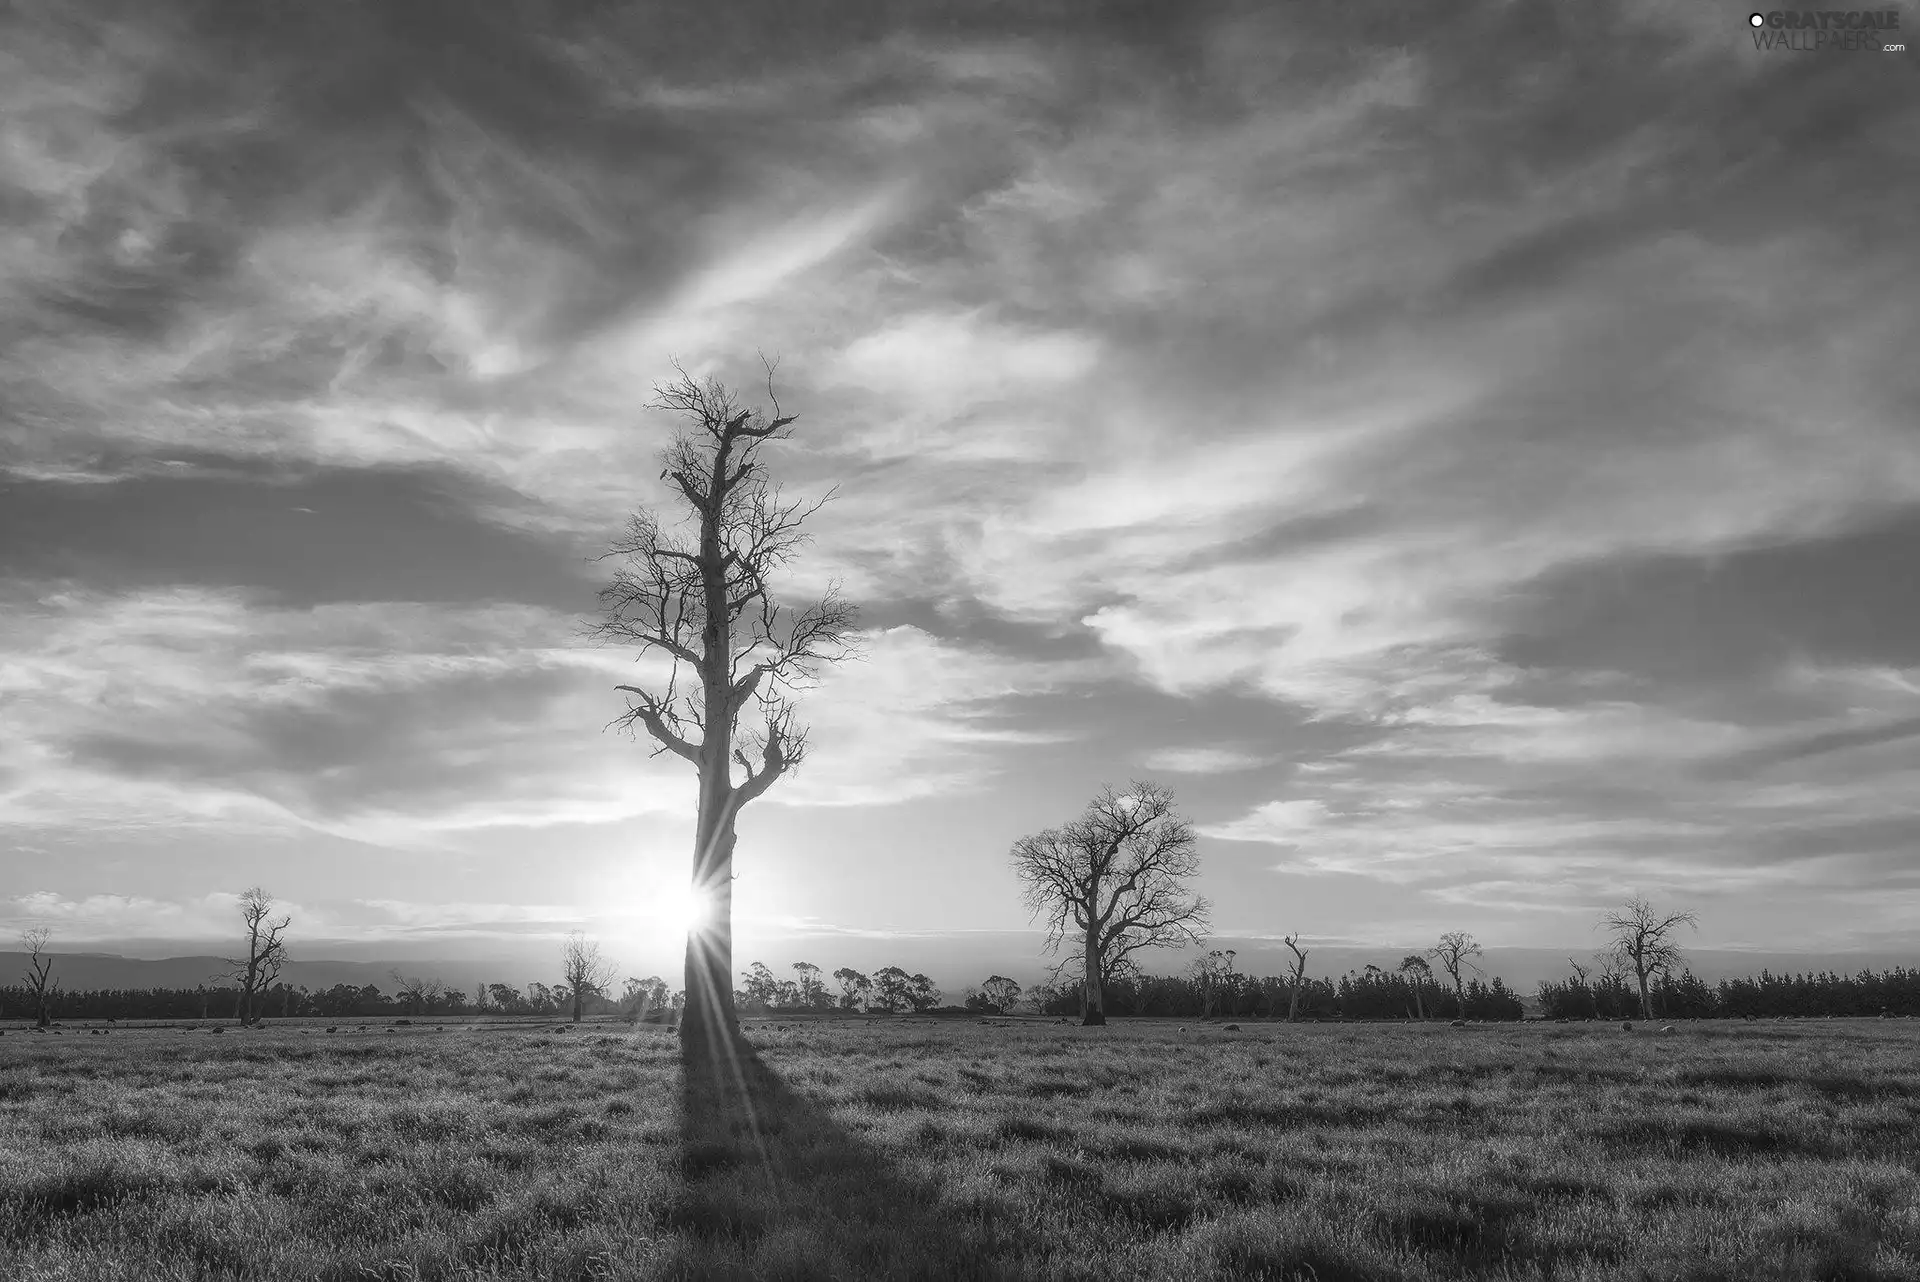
7, 961, 1920, 1026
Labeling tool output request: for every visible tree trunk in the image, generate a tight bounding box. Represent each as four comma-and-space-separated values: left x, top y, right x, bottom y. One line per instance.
1413, 983, 1424, 1021
680, 774, 739, 1047
1635, 966, 1650, 1021
571, 988, 583, 1023
681, 452, 742, 1050
1081, 933, 1105, 1026
1287, 980, 1300, 1022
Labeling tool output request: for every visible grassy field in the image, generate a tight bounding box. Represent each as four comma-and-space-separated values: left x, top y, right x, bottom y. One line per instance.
0, 1016, 1915, 1281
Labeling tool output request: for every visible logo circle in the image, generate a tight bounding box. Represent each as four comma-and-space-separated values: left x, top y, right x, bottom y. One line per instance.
1749, 11, 1765, 25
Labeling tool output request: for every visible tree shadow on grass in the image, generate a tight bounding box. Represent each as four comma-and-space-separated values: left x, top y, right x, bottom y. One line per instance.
660, 1033, 1036, 1281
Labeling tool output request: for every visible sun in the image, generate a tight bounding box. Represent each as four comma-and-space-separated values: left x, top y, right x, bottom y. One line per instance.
660, 883, 712, 937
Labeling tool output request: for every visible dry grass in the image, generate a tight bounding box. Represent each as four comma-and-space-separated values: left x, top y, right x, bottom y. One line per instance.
1, 1017, 1916, 1280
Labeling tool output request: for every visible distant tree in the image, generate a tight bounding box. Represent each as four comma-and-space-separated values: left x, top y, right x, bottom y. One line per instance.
622, 975, 671, 1022
1011, 780, 1209, 1026
1283, 935, 1312, 1022
473, 982, 490, 1011
488, 983, 524, 1013
589, 365, 860, 1049
388, 972, 444, 1017
980, 975, 1022, 1014
907, 973, 941, 1012
791, 962, 827, 1010
1398, 954, 1432, 1020
1191, 949, 1239, 1018
1427, 931, 1483, 1015
1602, 896, 1698, 1022
832, 967, 871, 1012
561, 932, 617, 1023
20, 926, 57, 1029
739, 961, 780, 1012
217, 888, 290, 1026
872, 966, 912, 1015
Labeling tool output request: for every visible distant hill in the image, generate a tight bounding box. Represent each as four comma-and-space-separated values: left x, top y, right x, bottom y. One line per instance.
0, 952, 539, 995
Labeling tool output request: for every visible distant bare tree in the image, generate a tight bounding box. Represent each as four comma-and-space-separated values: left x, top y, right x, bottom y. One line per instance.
388, 971, 442, 1017
1283, 934, 1312, 1022
1399, 954, 1432, 1020
1601, 896, 1698, 1021
218, 888, 289, 1026
1566, 955, 1601, 1019
1011, 780, 1209, 1026
20, 926, 57, 1029
562, 931, 617, 1024
1427, 931, 1483, 1016
588, 363, 859, 1050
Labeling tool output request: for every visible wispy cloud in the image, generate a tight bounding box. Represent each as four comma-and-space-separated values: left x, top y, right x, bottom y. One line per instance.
1, 2, 1915, 959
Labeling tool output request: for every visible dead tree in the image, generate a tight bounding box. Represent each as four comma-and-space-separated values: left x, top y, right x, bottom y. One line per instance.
1602, 896, 1697, 1022
587, 363, 858, 1050
1011, 780, 1209, 1026
1566, 955, 1601, 1020
1427, 931, 1483, 1018
1283, 934, 1311, 1022
217, 888, 289, 1026
20, 927, 57, 1029
562, 931, 617, 1024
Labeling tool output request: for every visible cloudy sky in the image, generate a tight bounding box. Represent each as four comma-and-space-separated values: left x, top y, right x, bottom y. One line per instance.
3, 1, 1917, 989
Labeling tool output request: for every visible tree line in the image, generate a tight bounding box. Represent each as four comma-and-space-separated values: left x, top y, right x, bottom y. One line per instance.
1537, 965, 1920, 1020
18, 960, 1918, 1024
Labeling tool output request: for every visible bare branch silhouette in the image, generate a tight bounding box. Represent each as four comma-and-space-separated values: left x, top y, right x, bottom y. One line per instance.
1011, 780, 1209, 1026
583, 363, 859, 1048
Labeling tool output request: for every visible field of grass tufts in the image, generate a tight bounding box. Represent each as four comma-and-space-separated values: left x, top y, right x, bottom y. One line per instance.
2, 1017, 1917, 1280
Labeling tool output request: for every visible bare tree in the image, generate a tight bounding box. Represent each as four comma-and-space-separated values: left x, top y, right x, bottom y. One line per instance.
588, 364, 858, 1049
218, 888, 289, 1026
1283, 934, 1311, 1022
562, 931, 617, 1024
1566, 955, 1601, 1020
1011, 781, 1209, 1026
1427, 931, 1483, 1017
1398, 954, 1432, 1020
388, 971, 443, 1017
1601, 896, 1698, 1021
20, 927, 57, 1029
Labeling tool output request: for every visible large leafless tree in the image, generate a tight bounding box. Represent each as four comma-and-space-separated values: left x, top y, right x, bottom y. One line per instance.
1427, 931, 1482, 1016
588, 365, 857, 1049
218, 888, 289, 1026
20, 927, 57, 1029
1283, 933, 1311, 1022
1011, 780, 1209, 1026
561, 931, 617, 1024
1601, 895, 1697, 1021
